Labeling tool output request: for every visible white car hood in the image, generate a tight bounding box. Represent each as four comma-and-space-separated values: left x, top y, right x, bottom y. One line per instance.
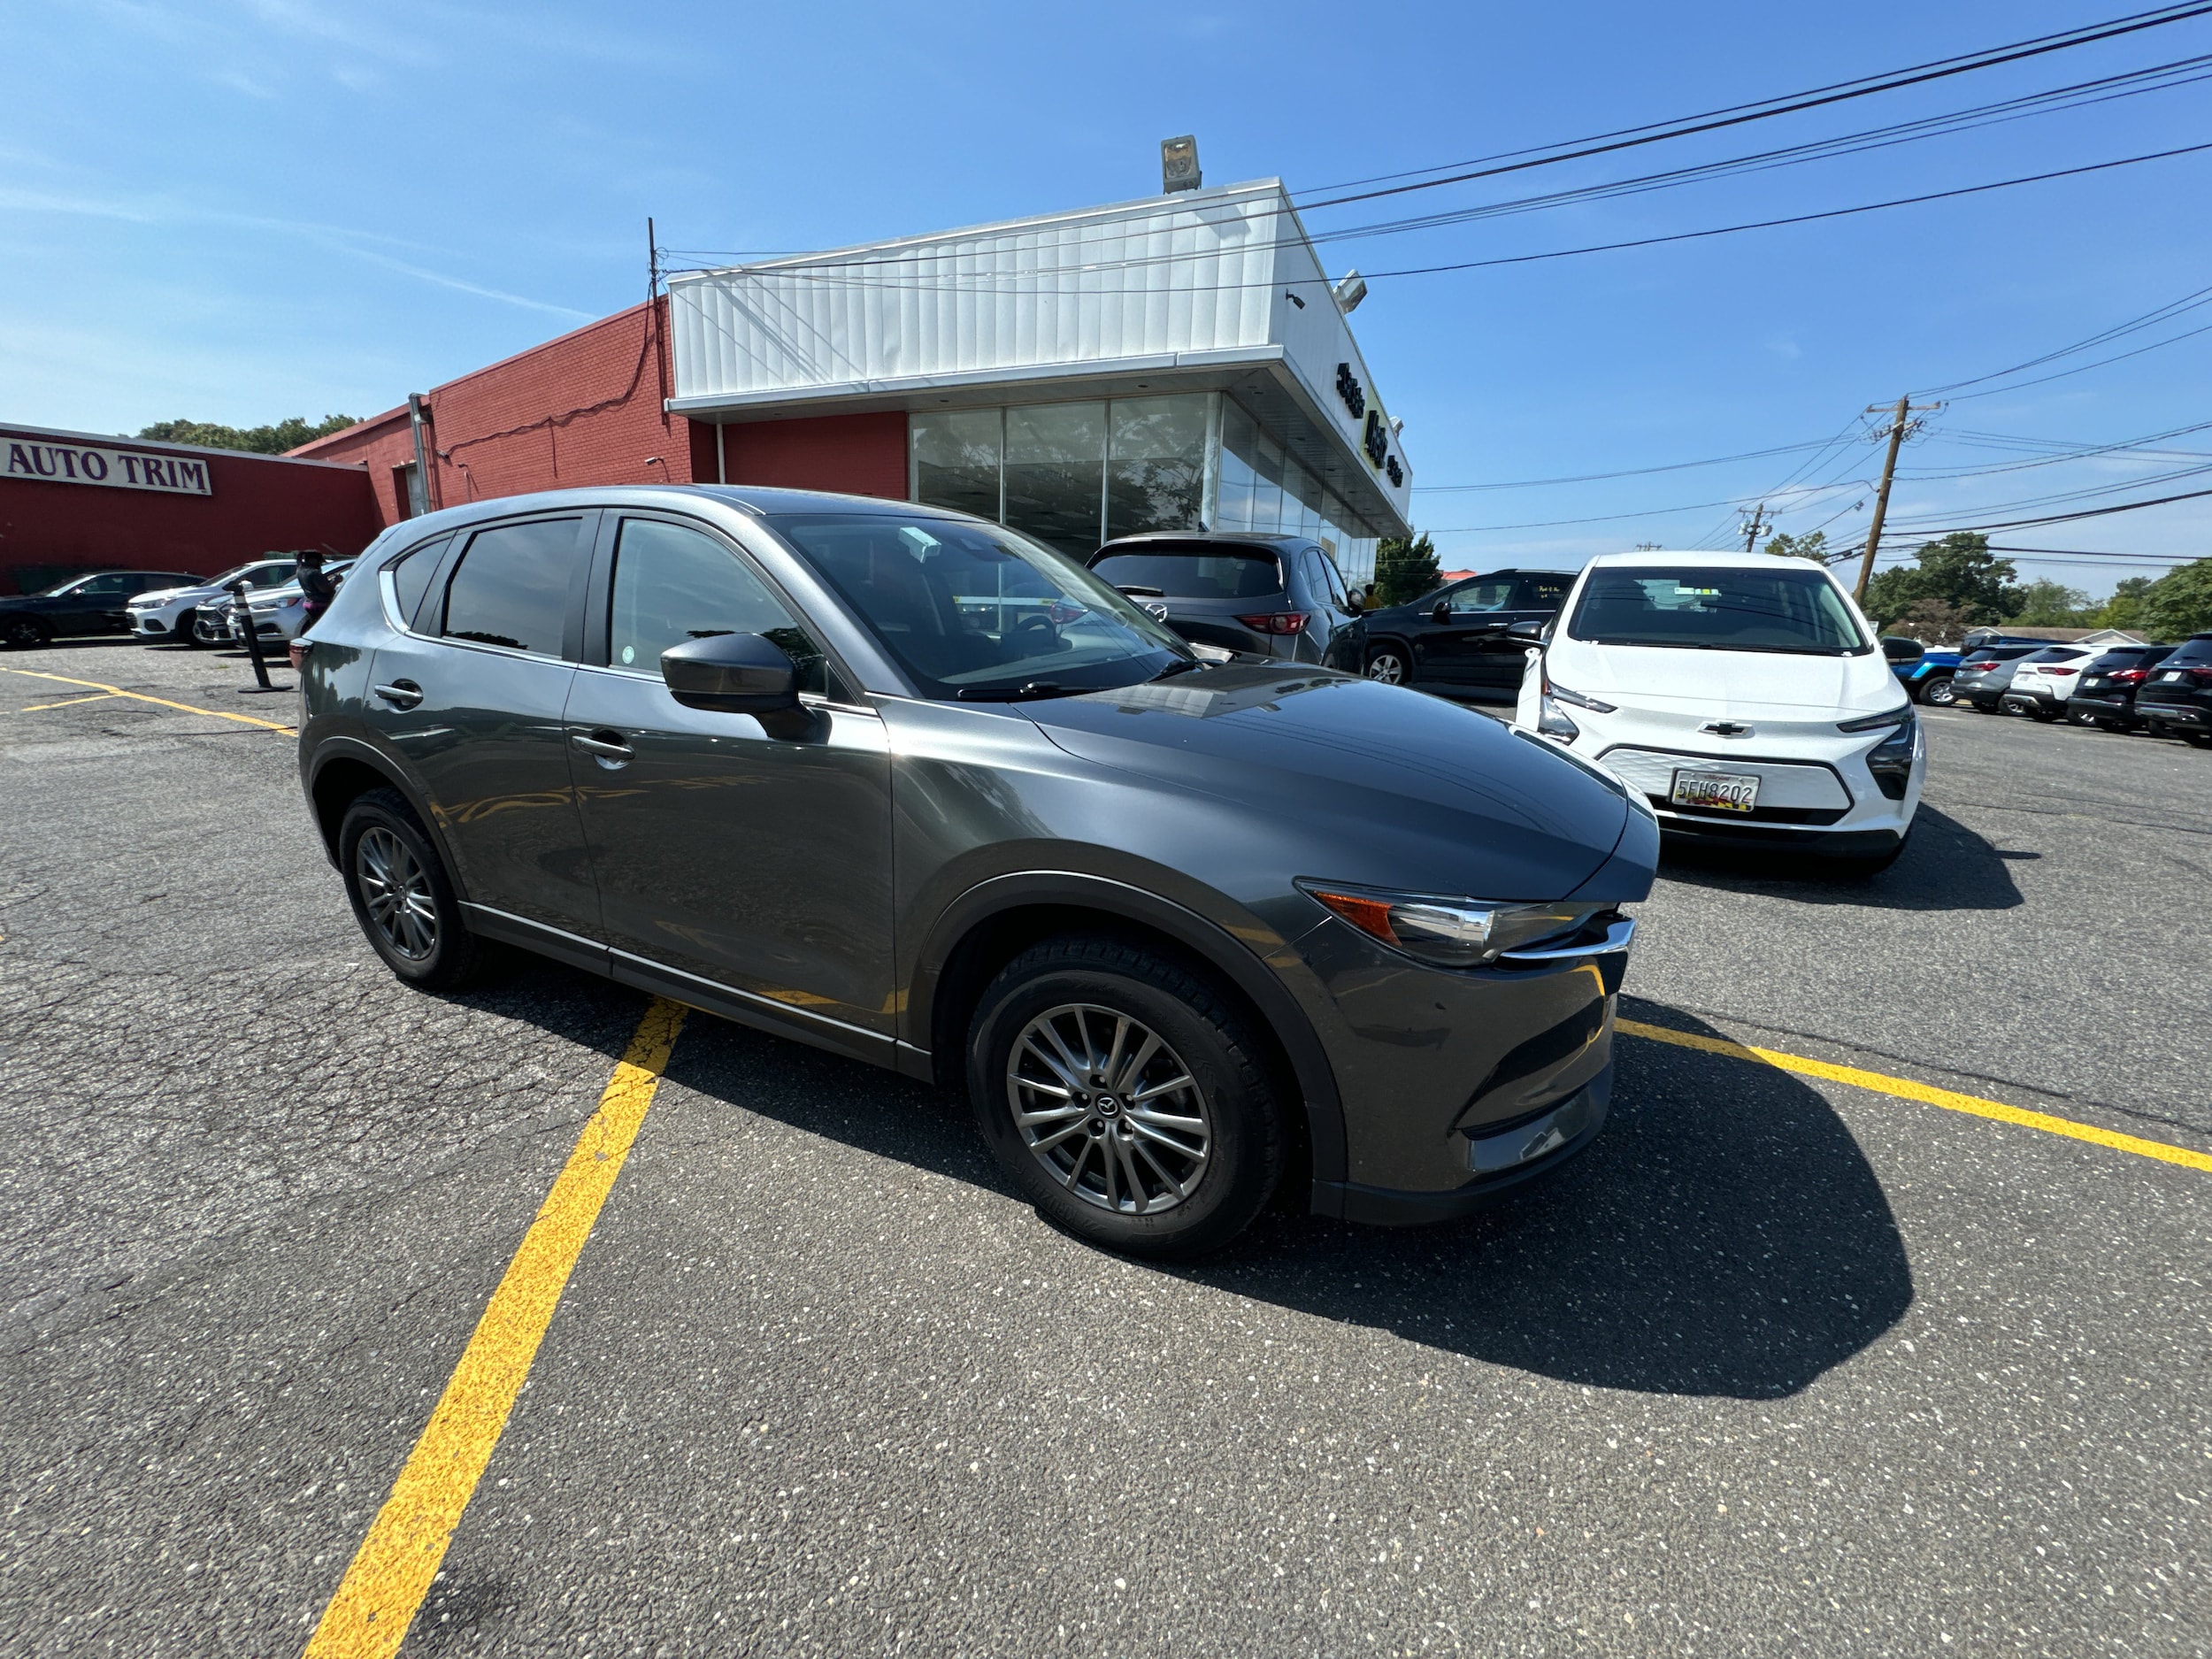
1547, 639, 1901, 720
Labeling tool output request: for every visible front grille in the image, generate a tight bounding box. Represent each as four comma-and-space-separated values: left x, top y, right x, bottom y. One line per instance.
1652, 798, 1850, 826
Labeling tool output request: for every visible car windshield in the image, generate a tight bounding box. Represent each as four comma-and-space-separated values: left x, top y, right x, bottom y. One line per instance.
1565, 565, 1870, 655
770, 513, 1191, 699
1088, 545, 1284, 600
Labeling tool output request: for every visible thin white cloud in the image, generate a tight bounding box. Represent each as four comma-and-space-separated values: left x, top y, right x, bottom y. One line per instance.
336, 246, 595, 321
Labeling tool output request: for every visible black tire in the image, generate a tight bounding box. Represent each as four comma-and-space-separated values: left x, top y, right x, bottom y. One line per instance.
338, 787, 485, 989
173, 609, 206, 649
2181, 729, 2212, 749
1918, 676, 1956, 707
3, 614, 50, 649
1364, 641, 1410, 686
966, 935, 1286, 1259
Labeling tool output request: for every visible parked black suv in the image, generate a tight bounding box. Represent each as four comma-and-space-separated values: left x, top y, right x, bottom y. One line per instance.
1086, 532, 1363, 667
2067, 644, 2176, 730
297, 488, 1655, 1256
1, 568, 204, 648
2137, 633, 2212, 747
1356, 569, 1573, 701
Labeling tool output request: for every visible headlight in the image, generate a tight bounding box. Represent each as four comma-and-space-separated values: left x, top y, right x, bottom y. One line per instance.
1848, 707, 1919, 799
1537, 678, 1613, 742
1297, 880, 1607, 968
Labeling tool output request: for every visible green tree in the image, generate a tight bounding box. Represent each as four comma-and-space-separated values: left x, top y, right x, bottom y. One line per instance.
1761, 530, 1829, 563
1371, 533, 1441, 606
2139, 557, 2212, 641
134, 413, 360, 455
2002, 579, 2093, 628
1893, 597, 1971, 644
1861, 531, 2019, 628
2093, 576, 2156, 633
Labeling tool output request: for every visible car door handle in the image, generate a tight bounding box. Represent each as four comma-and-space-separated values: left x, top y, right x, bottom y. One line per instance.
373, 680, 423, 709
571, 730, 634, 764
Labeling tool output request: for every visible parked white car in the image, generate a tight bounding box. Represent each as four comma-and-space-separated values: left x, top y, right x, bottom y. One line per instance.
127, 557, 303, 646
1516, 551, 1925, 872
2001, 646, 2094, 721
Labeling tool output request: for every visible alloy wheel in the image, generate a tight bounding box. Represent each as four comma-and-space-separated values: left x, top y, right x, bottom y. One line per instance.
1924, 679, 1956, 706
4, 617, 47, 649
1366, 650, 1407, 685
355, 826, 438, 960
1006, 1002, 1211, 1215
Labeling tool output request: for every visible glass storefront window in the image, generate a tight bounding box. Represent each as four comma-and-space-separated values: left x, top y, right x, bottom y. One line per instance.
1107, 395, 1209, 540
1004, 403, 1107, 558
1248, 431, 1286, 533
911, 409, 1002, 521
1217, 403, 1256, 531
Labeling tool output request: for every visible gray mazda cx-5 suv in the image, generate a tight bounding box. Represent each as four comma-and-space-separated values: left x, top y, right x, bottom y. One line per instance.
296, 486, 1656, 1256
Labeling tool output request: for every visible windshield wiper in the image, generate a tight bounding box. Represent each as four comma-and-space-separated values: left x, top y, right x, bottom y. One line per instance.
1148, 658, 1206, 682
956, 680, 1078, 702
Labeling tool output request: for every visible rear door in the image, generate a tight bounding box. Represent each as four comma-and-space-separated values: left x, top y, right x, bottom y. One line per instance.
362, 511, 600, 940
560, 511, 896, 1037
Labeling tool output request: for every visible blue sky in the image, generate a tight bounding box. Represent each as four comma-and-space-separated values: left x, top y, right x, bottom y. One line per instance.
4, 0, 2209, 593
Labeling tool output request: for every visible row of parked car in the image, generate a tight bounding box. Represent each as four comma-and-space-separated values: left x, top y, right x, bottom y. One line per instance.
1887, 632, 2212, 747
0, 556, 353, 651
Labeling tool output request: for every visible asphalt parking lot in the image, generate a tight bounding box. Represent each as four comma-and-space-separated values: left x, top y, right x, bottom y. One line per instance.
2, 640, 2206, 1657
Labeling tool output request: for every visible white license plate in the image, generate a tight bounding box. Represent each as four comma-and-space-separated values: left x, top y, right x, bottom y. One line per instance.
1671, 770, 1759, 813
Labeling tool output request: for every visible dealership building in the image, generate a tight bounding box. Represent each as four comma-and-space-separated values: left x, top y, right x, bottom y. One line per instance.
3, 176, 1413, 594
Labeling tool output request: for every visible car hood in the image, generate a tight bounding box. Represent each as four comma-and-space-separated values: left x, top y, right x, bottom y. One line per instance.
1021, 664, 1639, 900
1546, 639, 1903, 719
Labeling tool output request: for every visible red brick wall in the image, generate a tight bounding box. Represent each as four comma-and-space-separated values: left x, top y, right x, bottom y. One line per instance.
710, 411, 910, 499
294, 299, 699, 527
0, 429, 381, 594
292, 303, 916, 530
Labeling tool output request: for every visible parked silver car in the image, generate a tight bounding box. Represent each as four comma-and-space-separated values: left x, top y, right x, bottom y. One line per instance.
211, 560, 355, 646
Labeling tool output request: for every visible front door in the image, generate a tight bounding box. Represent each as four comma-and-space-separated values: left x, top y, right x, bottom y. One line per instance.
362, 512, 600, 937
563, 513, 895, 1037
1417, 575, 1519, 687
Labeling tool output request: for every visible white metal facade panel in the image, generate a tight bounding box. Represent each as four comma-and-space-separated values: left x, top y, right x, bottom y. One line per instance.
669, 184, 1281, 398
665, 179, 1414, 531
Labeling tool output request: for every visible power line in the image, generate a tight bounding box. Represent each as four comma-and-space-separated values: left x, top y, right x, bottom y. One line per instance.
1291, 2, 2212, 211
664, 141, 2212, 296
1413, 436, 1844, 492
1917, 278, 2212, 394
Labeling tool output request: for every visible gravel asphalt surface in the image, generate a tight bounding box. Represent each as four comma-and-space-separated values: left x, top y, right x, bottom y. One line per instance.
1, 640, 2204, 1656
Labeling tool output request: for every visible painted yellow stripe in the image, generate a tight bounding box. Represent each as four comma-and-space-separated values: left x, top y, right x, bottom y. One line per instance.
1617, 1017, 2212, 1173
19, 692, 119, 710
302, 997, 688, 1659
0, 667, 296, 733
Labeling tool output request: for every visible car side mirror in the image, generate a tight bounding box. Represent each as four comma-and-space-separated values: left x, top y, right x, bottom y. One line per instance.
1881, 635, 1925, 664
1431, 599, 1451, 623
661, 633, 802, 714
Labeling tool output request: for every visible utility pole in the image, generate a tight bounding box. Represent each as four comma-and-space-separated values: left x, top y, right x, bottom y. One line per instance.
1740, 503, 1770, 554
1853, 396, 1940, 603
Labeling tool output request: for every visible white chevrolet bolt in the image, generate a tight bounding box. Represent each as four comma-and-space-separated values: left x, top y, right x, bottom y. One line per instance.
1516, 551, 1926, 872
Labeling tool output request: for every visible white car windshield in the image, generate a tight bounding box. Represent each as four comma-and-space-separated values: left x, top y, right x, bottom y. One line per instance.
1567, 565, 1870, 657
770, 513, 1192, 699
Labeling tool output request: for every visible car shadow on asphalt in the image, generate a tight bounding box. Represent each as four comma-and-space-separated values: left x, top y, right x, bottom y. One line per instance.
640, 985, 1912, 1402
1656, 805, 2030, 912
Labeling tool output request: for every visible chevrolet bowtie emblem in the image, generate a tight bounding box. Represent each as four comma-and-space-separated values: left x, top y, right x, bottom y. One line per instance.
1700, 720, 1754, 737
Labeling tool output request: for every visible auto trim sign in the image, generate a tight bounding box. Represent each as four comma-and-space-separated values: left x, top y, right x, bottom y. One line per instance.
3, 438, 213, 496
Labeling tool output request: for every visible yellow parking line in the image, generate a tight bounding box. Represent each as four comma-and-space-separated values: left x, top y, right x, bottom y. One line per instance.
0, 667, 296, 733
1617, 1017, 2212, 1173
302, 997, 688, 1659
19, 692, 119, 710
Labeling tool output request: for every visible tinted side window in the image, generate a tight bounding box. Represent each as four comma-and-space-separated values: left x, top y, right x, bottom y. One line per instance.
1523, 577, 1570, 609
78, 573, 133, 596
386, 534, 451, 629
1318, 552, 1350, 610
608, 518, 829, 696
1446, 579, 1516, 615
442, 518, 588, 656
